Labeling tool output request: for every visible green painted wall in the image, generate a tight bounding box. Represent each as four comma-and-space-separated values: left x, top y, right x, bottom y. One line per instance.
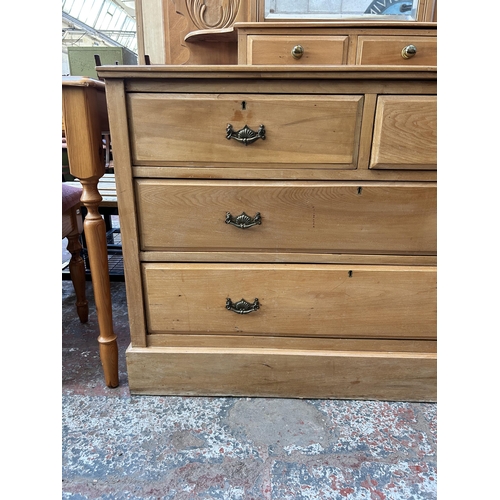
67, 47, 137, 78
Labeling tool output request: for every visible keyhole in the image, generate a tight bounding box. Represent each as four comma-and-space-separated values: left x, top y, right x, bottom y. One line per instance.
348, 270, 353, 277
242, 101, 246, 110
357, 187, 362, 195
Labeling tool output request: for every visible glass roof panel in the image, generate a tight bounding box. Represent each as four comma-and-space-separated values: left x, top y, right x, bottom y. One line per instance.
62, 0, 137, 53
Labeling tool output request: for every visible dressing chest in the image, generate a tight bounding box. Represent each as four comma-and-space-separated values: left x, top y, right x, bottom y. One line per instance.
98, 65, 437, 400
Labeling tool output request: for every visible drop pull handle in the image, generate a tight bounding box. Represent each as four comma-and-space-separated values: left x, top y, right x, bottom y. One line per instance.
226, 124, 266, 145
401, 44, 417, 59
291, 45, 304, 59
226, 298, 260, 314
225, 211, 262, 229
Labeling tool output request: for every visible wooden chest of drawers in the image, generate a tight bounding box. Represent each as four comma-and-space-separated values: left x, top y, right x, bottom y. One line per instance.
98, 65, 437, 401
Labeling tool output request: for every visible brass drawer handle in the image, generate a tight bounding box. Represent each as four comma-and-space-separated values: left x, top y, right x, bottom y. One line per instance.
291, 45, 304, 59
225, 211, 262, 229
226, 124, 266, 145
226, 297, 260, 314
401, 44, 417, 59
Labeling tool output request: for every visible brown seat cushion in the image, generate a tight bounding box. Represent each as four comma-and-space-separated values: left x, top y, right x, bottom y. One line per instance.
62, 183, 82, 213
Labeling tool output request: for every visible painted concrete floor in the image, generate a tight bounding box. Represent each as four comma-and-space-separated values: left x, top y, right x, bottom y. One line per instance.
62, 280, 437, 499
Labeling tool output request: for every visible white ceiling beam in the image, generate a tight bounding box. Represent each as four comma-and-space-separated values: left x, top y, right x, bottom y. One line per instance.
63, 11, 128, 49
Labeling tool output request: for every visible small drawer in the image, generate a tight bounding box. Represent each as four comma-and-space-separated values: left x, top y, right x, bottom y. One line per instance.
370, 96, 437, 170
128, 93, 363, 168
142, 263, 437, 339
356, 36, 437, 65
245, 35, 348, 65
136, 180, 436, 254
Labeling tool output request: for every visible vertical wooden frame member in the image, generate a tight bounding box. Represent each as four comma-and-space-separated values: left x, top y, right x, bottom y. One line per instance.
357, 93, 378, 170
135, 0, 167, 64
134, 0, 146, 64
416, 0, 437, 22
104, 79, 148, 348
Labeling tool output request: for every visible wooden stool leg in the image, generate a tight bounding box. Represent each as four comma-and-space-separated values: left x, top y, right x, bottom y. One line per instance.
66, 228, 88, 324
80, 177, 119, 388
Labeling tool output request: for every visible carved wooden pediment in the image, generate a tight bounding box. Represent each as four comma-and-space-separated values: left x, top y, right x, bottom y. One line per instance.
173, 0, 255, 34
179, 0, 243, 30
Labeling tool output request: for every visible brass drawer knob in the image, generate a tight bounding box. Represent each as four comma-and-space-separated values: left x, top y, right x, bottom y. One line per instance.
226, 298, 260, 314
291, 45, 304, 59
401, 44, 417, 59
226, 124, 266, 145
225, 211, 262, 229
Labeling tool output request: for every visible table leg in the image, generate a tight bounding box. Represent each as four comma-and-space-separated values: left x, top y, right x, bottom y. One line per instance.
80, 177, 119, 388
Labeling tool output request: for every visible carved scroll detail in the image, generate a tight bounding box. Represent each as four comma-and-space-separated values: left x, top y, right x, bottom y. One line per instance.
185, 0, 242, 30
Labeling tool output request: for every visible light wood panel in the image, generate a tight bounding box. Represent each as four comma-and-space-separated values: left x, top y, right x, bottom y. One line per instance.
126, 345, 437, 401
103, 80, 148, 347
370, 96, 437, 170
246, 35, 348, 64
127, 93, 363, 168
356, 36, 437, 65
135, 0, 162, 64
140, 251, 437, 266
146, 334, 437, 352
142, 263, 437, 339
132, 166, 436, 182
135, 180, 436, 254
98, 64, 437, 81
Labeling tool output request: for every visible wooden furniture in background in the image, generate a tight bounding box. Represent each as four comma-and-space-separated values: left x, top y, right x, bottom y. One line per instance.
64, 173, 124, 281
62, 183, 88, 323
134, 0, 437, 65
98, 65, 437, 400
62, 77, 119, 388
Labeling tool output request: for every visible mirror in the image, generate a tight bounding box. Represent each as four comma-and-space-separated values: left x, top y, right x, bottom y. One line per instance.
264, 0, 420, 21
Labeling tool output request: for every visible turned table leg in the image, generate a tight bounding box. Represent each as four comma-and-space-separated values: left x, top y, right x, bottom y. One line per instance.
80, 177, 119, 388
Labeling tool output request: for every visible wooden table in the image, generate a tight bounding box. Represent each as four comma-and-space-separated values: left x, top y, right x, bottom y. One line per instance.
62, 76, 119, 388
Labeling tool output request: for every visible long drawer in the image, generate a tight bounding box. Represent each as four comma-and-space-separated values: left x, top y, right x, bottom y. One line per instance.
127, 94, 364, 168
142, 263, 436, 339
135, 180, 436, 254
